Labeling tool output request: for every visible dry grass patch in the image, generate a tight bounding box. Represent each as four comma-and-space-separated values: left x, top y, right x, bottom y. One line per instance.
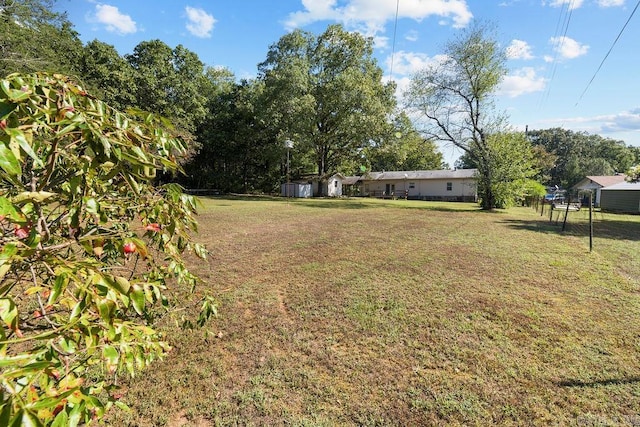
104, 197, 640, 426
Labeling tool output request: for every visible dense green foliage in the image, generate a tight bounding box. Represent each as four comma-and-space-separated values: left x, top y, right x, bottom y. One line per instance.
365, 112, 445, 172
527, 128, 638, 188
0, 73, 215, 425
456, 131, 542, 208
258, 24, 398, 193
0, 0, 83, 76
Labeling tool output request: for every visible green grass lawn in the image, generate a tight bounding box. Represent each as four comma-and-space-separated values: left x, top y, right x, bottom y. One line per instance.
105, 197, 640, 426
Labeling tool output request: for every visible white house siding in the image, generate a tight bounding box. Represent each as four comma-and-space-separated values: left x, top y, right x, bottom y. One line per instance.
360, 169, 477, 202
327, 175, 343, 197
413, 179, 476, 201
281, 183, 312, 198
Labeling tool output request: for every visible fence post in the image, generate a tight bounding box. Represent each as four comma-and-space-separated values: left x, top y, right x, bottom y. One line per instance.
562, 198, 570, 231
589, 191, 593, 252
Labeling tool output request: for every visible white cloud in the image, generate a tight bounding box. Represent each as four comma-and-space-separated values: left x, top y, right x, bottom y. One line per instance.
549, 36, 589, 59
405, 30, 419, 42
285, 0, 473, 37
498, 67, 546, 97
546, 0, 584, 10
596, 0, 625, 6
506, 39, 534, 60
541, 108, 640, 136
386, 51, 447, 76
185, 6, 216, 38
91, 4, 137, 35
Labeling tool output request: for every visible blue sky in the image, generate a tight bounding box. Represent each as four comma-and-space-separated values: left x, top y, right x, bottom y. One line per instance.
56, 0, 640, 164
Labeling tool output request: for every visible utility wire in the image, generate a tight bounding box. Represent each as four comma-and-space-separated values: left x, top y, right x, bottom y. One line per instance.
575, 0, 640, 105
388, 0, 400, 82
541, 0, 575, 106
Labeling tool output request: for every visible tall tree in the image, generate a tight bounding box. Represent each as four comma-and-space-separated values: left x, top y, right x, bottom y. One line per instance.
77, 40, 138, 111
258, 24, 396, 194
364, 112, 444, 172
455, 131, 540, 207
126, 40, 208, 133
0, 0, 83, 76
404, 22, 509, 209
184, 74, 283, 193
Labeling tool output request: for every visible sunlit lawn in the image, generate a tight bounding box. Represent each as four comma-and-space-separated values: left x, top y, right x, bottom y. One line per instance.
105, 196, 640, 426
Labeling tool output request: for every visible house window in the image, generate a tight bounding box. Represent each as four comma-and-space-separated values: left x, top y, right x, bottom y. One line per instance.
334, 181, 338, 188
446, 182, 452, 191
409, 182, 415, 189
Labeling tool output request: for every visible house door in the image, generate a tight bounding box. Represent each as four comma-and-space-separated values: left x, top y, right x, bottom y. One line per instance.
385, 183, 395, 195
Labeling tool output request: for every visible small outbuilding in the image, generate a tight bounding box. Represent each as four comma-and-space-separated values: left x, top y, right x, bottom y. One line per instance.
572, 174, 627, 207
311, 173, 346, 197
281, 182, 312, 198
599, 181, 640, 214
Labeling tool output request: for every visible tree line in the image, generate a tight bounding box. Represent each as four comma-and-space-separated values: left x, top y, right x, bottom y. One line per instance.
2, 0, 638, 205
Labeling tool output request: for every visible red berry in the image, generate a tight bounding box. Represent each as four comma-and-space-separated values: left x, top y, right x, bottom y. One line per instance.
123, 242, 136, 254
14, 225, 29, 239
145, 223, 161, 232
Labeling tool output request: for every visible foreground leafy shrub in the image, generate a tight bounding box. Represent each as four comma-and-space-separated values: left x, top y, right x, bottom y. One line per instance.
0, 73, 214, 425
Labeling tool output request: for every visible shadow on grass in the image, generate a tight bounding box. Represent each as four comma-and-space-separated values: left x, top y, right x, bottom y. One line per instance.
501, 216, 640, 241
557, 377, 640, 388
292, 199, 484, 212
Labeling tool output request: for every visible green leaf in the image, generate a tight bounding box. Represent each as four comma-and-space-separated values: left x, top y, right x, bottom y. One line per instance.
103, 345, 119, 367
0, 101, 16, 119
83, 197, 99, 215
112, 276, 131, 295
68, 400, 84, 427
51, 410, 69, 427
97, 299, 114, 322
9, 409, 24, 427
12, 191, 56, 205
114, 401, 131, 412
0, 396, 12, 426
69, 297, 86, 322
0, 242, 18, 266
21, 410, 43, 427
0, 197, 20, 221
130, 285, 145, 315
0, 298, 18, 331
0, 142, 21, 176
48, 273, 67, 305
0, 353, 38, 368
130, 238, 148, 258
4, 88, 32, 103
5, 128, 43, 168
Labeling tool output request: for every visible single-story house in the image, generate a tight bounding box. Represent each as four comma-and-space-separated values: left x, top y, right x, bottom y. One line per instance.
573, 174, 627, 207
356, 169, 478, 202
599, 181, 640, 214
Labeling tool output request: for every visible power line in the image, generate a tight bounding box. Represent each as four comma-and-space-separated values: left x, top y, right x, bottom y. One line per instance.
388, 0, 400, 82
541, 0, 575, 107
575, 0, 640, 105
